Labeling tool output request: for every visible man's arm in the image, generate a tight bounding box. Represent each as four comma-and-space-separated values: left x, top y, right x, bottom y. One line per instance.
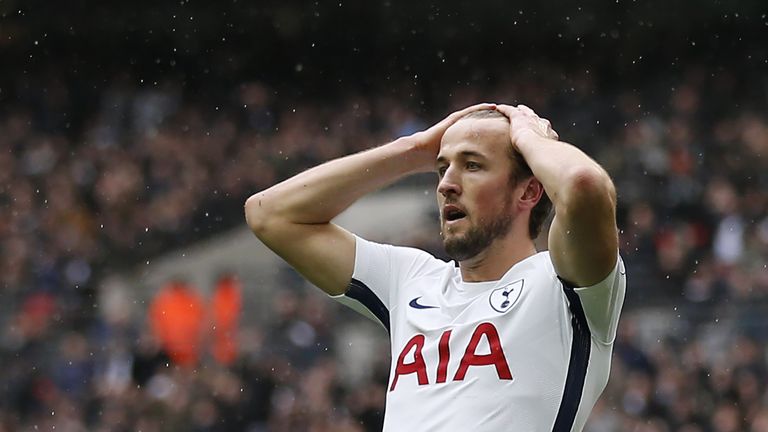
244, 103, 496, 296
497, 104, 618, 287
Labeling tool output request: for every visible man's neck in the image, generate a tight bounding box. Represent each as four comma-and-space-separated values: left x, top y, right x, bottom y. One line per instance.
458, 236, 537, 282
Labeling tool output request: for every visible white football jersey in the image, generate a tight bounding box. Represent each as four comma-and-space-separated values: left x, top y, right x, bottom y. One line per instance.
334, 236, 626, 432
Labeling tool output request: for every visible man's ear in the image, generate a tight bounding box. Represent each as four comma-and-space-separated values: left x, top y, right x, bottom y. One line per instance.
518, 177, 544, 211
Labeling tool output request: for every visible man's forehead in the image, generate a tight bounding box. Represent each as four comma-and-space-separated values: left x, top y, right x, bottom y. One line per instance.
440, 117, 510, 152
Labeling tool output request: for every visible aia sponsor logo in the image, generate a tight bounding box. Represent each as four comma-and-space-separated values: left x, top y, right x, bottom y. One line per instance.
389, 322, 512, 391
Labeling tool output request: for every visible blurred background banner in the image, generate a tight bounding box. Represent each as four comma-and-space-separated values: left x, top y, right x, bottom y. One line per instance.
1, 0, 767, 431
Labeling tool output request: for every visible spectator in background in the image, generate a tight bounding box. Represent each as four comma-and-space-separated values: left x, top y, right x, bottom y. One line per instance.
149, 279, 206, 368
211, 273, 242, 366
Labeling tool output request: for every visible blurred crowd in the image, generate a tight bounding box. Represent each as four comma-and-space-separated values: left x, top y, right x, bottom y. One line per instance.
1, 62, 767, 430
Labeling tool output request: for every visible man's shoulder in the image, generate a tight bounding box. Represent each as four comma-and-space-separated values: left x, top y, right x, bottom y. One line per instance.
355, 235, 423, 254
497, 251, 561, 294
355, 235, 452, 270
510, 250, 556, 275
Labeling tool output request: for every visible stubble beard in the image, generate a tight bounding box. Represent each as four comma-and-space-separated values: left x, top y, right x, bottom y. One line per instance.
442, 211, 514, 261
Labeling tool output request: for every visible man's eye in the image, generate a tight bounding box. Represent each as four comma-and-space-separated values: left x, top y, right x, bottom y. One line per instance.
437, 166, 447, 176
466, 161, 481, 170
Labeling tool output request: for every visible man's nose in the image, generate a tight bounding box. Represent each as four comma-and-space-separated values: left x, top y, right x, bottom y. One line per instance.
437, 170, 461, 197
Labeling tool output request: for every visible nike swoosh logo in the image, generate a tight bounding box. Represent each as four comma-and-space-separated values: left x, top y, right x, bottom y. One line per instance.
409, 296, 438, 309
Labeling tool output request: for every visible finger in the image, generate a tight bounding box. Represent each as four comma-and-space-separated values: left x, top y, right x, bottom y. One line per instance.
547, 124, 560, 140
538, 117, 560, 139
516, 104, 537, 117
494, 104, 520, 118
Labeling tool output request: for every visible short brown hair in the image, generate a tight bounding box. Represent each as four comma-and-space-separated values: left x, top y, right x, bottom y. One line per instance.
459, 109, 553, 239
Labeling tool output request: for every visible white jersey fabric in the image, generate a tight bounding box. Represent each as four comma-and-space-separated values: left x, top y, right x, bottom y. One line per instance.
333, 236, 626, 432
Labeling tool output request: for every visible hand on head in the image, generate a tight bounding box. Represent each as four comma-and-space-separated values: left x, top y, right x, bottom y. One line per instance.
495, 104, 560, 144
406, 102, 497, 170
406, 102, 556, 172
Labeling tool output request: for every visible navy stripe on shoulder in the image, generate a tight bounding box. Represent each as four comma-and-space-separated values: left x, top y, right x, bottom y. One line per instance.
346, 278, 391, 334
553, 278, 592, 432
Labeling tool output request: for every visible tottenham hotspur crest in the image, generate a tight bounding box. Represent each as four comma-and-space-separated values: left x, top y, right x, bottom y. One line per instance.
489, 279, 524, 313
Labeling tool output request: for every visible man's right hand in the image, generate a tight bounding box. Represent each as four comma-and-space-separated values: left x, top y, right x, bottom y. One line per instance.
404, 103, 497, 172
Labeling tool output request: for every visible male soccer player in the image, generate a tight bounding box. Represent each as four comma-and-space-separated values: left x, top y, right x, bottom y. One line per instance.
245, 103, 625, 431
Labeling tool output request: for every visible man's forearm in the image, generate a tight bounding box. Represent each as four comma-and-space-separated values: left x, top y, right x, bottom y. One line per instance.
245, 136, 429, 230
243, 103, 493, 295
514, 133, 614, 209
516, 132, 618, 286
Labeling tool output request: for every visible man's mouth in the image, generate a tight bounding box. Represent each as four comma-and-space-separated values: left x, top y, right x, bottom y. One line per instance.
443, 205, 467, 222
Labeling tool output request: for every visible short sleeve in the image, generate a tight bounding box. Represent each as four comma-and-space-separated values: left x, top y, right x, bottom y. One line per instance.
330, 235, 439, 332
573, 255, 626, 344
